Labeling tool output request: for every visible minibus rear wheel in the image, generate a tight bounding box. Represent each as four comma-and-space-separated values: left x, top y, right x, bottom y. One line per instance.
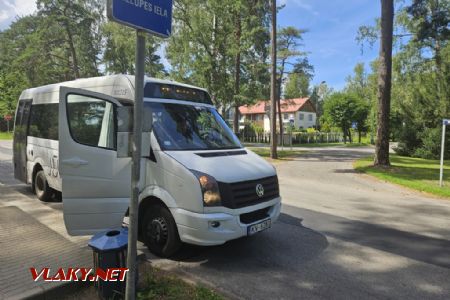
34, 170, 54, 202
142, 205, 181, 257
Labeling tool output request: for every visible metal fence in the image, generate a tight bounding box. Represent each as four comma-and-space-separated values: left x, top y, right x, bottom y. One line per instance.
238, 131, 343, 145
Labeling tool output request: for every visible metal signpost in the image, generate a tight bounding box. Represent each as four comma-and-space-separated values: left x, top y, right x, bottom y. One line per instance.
440, 119, 449, 187
107, 1, 173, 299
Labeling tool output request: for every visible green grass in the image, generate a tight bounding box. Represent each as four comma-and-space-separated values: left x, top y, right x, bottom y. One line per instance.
244, 142, 370, 148
138, 268, 223, 300
343, 143, 370, 148
290, 142, 343, 148
248, 147, 305, 161
354, 154, 450, 198
0, 132, 13, 140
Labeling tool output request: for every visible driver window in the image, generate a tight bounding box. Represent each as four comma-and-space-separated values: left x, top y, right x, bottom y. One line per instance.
67, 94, 116, 149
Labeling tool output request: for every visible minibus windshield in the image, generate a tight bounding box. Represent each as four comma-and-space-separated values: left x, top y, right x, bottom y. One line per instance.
145, 102, 242, 151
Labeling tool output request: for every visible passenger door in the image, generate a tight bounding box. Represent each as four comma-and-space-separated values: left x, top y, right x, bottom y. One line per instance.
13, 99, 32, 182
59, 87, 131, 235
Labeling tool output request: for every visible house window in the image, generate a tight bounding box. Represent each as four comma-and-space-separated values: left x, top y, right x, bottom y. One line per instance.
299, 113, 304, 120
308, 114, 313, 121
284, 113, 288, 120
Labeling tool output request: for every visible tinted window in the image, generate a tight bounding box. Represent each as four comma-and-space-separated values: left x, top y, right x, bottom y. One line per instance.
144, 83, 213, 105
29, 104, 59, 140
67, 94, 115, 149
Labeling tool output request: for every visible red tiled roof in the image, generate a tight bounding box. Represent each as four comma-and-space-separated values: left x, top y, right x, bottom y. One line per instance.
239, 98, 312, 114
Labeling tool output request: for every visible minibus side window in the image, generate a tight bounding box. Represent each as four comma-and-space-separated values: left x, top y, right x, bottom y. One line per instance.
29, 104, 59, 140
66, 94, 116, 150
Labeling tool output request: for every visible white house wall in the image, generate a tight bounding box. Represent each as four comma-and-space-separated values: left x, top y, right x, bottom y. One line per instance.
295, 111, 316, 129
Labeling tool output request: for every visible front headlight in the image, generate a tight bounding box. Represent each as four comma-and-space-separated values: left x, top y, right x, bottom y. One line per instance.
191, 170, 222, 206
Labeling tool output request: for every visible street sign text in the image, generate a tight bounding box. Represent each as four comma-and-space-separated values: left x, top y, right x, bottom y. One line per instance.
107, 0, 173, 37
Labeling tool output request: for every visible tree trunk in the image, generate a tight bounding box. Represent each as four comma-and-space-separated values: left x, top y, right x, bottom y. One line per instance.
374, 0, 393, 166
233, 14, 241, 134
277, 60, 286, 146
270, 0, 277, 159
277, 95, 283, 145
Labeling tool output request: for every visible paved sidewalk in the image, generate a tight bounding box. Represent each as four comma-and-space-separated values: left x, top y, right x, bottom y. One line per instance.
0, 184, 91, 300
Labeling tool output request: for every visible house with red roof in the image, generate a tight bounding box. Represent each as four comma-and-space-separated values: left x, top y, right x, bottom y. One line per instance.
238, 98, 317, 132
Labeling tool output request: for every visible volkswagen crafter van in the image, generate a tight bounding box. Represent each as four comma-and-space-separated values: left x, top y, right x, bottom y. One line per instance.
13, 75, 281, 256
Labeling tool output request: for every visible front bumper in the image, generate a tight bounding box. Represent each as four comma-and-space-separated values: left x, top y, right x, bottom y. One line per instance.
170, 197, 282, 246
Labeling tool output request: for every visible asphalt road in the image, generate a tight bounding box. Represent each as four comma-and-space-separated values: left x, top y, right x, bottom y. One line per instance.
1, 140, 450, 299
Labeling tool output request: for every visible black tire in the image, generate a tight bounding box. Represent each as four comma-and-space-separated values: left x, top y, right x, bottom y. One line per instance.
141, 205, 181, 257
34, 170, 54, 202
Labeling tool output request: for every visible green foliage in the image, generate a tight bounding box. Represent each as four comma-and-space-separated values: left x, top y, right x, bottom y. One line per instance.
0, 71, 28, 116
277, 27, 309, 97
0, 0, 167, 118
322, 92, 369, 143
284, 73, 309, 99
102, 23, 166, 77
166, 0, 271, 108
356, 0, 450, 156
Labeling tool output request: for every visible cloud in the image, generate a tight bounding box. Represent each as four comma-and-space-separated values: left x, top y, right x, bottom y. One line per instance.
280, 0, 318, 16
0, 0, 36, 27
0, 10, 9, 22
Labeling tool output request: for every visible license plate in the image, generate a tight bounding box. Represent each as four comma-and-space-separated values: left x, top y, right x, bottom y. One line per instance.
247, 219, 271, 236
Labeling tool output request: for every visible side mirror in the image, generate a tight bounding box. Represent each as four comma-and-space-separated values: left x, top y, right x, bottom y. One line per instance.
117, 106, 153, 158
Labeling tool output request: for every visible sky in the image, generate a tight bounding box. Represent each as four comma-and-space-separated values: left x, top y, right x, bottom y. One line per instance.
278, 0, 380, 90
0, 0, 381, 91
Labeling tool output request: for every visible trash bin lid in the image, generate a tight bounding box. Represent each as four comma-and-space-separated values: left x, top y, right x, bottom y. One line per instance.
88, 227, 128, 251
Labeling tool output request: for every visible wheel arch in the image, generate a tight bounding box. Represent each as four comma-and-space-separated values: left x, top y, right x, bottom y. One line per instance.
138, 185, 177, 230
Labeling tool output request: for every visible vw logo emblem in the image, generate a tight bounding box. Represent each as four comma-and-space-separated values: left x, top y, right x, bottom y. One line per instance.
256, 184, 264, 198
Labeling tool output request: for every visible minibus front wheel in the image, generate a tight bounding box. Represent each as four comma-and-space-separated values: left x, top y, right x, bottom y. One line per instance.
141, 204, 181, 257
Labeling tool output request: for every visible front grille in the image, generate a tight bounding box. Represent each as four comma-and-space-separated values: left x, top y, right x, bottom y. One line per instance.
240, 207, 270, 224
218, 176, 279, 209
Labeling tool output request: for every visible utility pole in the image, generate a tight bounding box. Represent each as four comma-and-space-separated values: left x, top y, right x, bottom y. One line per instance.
440, 119, 449, 187
270, 0, 278, 159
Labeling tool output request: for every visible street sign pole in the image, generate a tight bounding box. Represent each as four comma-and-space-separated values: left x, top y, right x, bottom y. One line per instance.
125, 30, 146, 300
107, 1, 172, 299
439, 119, 448, 187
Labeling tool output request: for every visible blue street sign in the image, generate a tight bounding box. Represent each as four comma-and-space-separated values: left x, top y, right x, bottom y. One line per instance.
444, 119, 449, 126
107, 0, 173, 38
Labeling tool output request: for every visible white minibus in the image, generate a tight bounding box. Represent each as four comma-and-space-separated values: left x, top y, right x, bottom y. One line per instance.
13, 75, 281, 257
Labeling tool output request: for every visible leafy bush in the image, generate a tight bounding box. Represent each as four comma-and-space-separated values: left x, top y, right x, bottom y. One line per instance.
393, 121, 421, 156
414, 127, 450, 159
395, 124, 450, 160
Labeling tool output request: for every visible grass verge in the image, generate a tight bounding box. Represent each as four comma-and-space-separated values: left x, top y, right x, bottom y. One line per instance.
244, 142, 370, 148
138, 268, 223, 300
354, 154, 450, 198
0, 132, 13, 140
248, 147, 305, 162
